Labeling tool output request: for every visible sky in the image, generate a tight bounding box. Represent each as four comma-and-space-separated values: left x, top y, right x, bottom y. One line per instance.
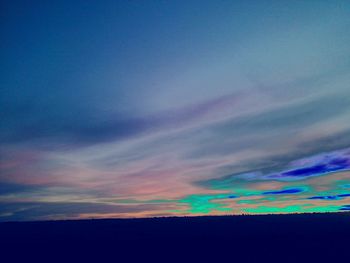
1, 0, 350, 221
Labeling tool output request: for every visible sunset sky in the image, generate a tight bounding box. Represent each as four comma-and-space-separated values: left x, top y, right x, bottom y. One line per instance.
1, 0, 350, 221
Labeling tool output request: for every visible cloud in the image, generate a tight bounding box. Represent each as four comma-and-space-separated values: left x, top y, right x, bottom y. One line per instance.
0, 92, 245, 148
0, 201, 177, 222
0, 183, 43, 195
1, 1, 350, 220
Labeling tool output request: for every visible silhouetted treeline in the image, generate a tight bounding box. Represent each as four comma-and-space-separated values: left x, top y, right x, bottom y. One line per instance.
1, 212, 349, 262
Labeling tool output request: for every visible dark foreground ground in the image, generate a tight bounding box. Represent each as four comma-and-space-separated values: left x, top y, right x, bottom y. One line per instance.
1, 212, 350, 262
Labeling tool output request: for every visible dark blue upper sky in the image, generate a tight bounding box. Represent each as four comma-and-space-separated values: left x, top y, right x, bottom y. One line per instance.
3, 1, 349, 147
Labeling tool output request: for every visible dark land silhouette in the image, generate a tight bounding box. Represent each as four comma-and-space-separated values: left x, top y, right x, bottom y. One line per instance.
1, 212, 349, 262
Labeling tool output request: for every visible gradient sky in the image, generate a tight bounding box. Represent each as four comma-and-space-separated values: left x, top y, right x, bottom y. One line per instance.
1, 0, 350, 221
